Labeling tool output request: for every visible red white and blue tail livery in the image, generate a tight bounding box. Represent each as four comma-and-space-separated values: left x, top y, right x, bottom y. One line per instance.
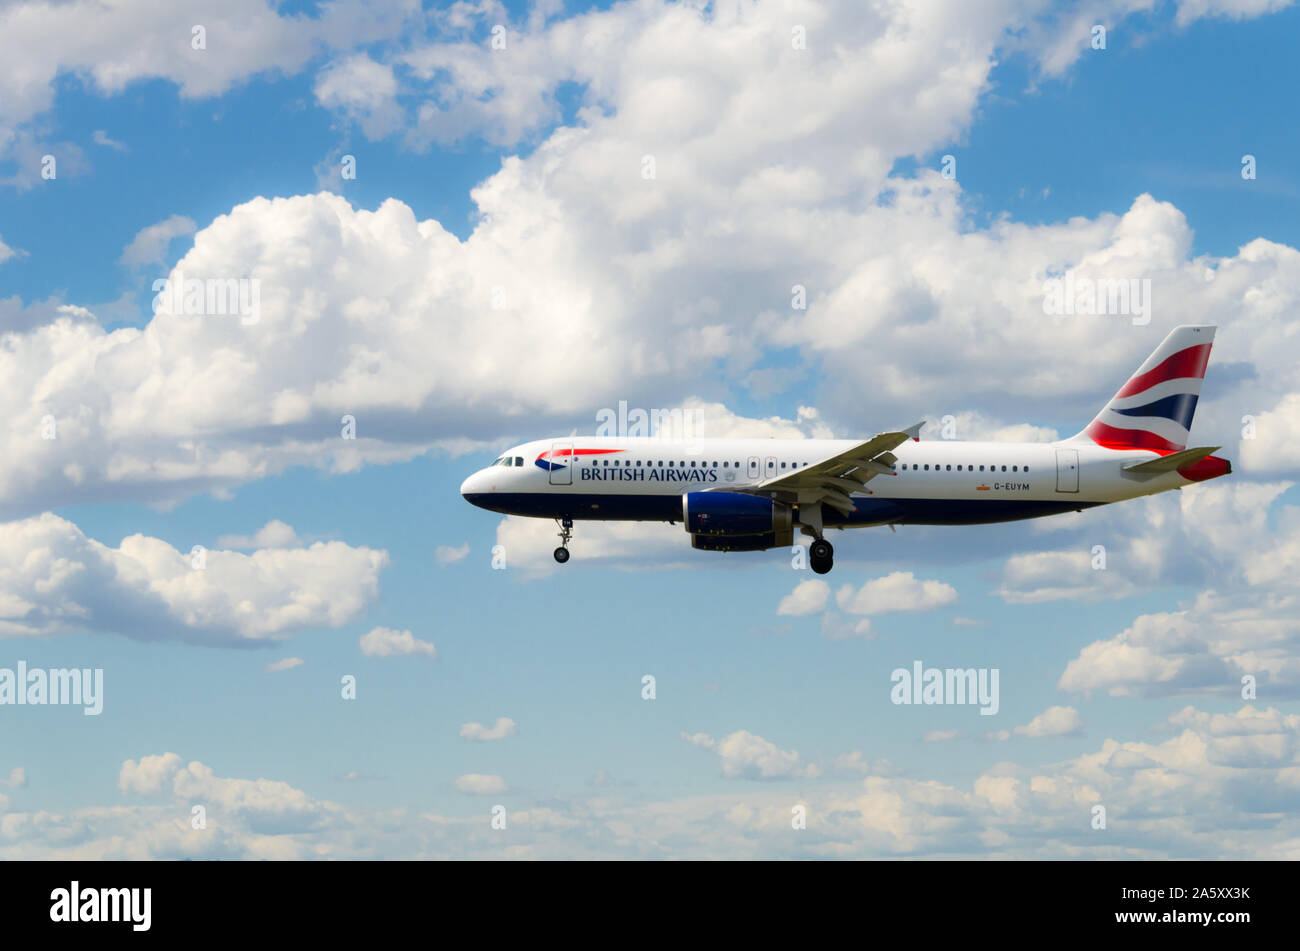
1074, 324, 1213, 453
461, 325, 1231, 573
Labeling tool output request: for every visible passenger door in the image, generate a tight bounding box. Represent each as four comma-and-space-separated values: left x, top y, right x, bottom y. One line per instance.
549, 440, 573, 486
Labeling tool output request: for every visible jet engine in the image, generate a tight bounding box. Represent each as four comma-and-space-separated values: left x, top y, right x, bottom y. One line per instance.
682, 492, 793, 545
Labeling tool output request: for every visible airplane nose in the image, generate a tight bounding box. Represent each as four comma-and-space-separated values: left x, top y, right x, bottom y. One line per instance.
460, 470, 484, 499
461, 469, 494, 509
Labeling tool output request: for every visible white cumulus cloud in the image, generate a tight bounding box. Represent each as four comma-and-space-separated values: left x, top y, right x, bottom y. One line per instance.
836, 571, 958, 615
455, 773, 506, 795
0, 513, 386, 645
359, 627, 438, 660
459, 717, 517, 742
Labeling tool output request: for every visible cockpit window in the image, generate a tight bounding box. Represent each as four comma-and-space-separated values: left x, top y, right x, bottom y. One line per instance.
514, 456, 523, 466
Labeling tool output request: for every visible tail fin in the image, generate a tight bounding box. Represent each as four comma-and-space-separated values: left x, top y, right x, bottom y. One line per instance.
1071, 325, 1215, 453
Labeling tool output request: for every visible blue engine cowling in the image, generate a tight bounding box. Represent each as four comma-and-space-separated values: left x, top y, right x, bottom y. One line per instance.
683, 492, 793, 536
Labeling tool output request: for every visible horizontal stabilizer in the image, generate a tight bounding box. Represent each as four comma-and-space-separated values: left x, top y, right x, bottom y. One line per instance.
1122, 446, 1220, 474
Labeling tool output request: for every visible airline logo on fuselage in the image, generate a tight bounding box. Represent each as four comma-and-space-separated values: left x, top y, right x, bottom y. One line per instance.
537, 448, 720, 483
534, 448, 621, 472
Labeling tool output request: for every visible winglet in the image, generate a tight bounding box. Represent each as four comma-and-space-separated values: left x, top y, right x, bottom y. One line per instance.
902, 420, 924, 442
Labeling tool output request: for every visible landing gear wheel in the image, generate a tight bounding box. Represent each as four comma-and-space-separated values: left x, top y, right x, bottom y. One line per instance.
554, 517, 574, 564
809, 538, 834, 575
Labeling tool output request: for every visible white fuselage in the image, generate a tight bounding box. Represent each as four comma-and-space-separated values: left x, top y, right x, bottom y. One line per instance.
459, 435, 1196, 528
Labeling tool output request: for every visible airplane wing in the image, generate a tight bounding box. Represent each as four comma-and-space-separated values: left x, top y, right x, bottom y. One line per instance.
740, 421, 924, 516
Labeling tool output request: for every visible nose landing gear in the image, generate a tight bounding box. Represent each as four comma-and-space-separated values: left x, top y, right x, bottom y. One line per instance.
554, 517, 573, 564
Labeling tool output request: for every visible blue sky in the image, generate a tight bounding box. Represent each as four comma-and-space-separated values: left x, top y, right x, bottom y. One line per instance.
1, 0, 1299, 858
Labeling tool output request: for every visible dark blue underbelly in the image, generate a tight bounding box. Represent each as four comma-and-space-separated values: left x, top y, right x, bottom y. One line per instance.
462, 493, 1099, 526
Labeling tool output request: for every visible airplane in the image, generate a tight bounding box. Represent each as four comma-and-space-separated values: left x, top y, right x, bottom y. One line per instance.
460, 324, 1230, 574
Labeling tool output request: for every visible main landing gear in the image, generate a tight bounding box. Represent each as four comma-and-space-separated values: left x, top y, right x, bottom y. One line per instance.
800, 503, 834, 574
809, 538, 834, 575
554, 517, 573, 564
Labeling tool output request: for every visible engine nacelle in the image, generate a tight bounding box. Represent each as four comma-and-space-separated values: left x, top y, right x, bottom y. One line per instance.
682, 491, 793, 537
692, 531, 792, 552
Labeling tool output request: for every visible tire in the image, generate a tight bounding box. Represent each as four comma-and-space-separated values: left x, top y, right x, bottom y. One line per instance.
810, 556, 832, 575
809, 539, 833, 561
553, 547, 570, 564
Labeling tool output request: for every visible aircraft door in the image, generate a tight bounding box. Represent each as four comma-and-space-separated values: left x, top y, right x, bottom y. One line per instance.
747, 456, 759, 480
549, 440, 573, 485
1055, 448, 1079, 493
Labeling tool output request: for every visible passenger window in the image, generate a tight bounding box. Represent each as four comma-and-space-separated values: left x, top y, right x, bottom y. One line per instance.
1001, 466, 1007, 472
946, 465, 952, 471
1012, 466, 1018, 472
924, 464, 930, 471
